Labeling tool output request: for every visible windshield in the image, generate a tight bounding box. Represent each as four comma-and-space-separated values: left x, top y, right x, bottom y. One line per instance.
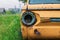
29, 0, 60, 4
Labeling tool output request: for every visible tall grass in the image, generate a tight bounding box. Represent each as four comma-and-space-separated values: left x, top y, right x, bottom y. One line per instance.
0, 14, 22, 40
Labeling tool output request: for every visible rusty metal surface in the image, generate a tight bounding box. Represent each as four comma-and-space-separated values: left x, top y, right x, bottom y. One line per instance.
21, 0, 60, 40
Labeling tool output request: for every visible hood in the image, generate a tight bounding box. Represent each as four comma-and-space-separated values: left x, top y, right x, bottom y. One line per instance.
28, 4, 60, 10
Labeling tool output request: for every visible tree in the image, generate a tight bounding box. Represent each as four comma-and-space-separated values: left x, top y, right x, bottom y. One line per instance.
19, 0, 27, 2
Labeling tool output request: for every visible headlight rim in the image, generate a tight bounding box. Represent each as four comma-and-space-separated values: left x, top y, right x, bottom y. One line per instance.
22, 11, 36, 26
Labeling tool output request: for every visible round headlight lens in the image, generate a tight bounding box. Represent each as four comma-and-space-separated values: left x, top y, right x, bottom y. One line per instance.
22, 12, 36, 26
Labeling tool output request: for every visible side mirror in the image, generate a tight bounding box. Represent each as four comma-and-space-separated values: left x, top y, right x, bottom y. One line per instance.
24, 3, 27, 5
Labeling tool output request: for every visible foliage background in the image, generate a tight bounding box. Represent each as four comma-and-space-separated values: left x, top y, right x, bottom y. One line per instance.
19, 0, 27, 2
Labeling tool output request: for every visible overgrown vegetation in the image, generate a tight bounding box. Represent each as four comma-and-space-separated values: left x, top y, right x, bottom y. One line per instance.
0, 14, 22, 40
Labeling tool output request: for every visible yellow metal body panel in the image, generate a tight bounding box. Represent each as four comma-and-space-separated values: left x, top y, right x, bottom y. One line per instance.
21, 0, 60, 39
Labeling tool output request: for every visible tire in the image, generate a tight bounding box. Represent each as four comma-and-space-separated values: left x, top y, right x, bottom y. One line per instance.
22, 11, 36, 26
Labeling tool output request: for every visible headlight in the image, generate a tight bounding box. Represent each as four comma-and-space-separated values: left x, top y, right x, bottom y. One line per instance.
22, 11, 36, 26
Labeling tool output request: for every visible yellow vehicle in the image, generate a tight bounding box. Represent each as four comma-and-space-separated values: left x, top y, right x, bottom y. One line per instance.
21, 0, 60, 40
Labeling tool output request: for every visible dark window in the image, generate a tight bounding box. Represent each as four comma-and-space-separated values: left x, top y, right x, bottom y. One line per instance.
29, 0, 60, 4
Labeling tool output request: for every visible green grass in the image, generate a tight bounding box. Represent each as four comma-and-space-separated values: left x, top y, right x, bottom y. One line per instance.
0, 14, 22, 40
